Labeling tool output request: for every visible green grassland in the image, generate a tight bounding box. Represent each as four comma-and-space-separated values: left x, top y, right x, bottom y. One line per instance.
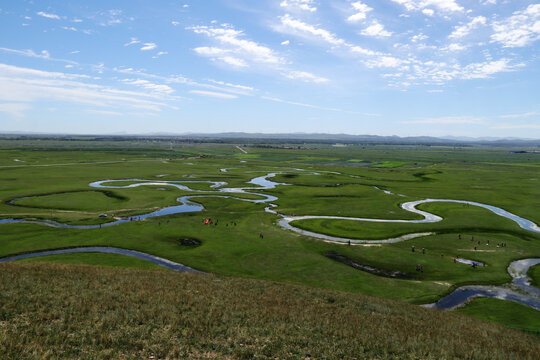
1, 262, 538, 360
457, 298, 540, 334
530, 264, 540, 288
0, 140, 538, 338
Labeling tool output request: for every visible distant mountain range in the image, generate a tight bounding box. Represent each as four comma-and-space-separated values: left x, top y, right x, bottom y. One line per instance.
1, 131, 539, 147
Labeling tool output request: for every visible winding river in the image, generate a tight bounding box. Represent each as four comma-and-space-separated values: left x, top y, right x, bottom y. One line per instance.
1, 170, 539, 310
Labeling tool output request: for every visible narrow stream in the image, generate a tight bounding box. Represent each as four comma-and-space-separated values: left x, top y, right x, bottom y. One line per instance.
425, 258, 540, 310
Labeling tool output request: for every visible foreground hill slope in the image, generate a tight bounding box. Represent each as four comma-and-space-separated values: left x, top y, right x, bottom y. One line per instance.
1, 263, 538, 359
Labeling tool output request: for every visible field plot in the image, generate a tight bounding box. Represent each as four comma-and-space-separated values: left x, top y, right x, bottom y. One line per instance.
0, 140, 539, 335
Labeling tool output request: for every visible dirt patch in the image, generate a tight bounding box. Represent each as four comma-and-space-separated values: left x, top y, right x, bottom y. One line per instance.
179, 238, 201, 246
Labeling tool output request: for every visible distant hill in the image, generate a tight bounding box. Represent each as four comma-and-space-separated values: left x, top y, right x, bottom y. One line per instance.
1, 131, 539, 147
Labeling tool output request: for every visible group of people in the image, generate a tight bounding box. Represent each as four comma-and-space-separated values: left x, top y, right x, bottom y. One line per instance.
202, 218, 238, 227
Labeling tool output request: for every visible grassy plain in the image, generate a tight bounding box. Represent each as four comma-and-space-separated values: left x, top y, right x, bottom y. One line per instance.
0, 139, 538, 337
1, 262, 538, 359
457, 298, 540, 334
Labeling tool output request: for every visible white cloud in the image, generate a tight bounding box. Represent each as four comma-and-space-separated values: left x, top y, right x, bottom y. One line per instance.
114, 67, 255, 96
0, 63, 175, 113
361, 22, 392, 37
391, 0, 464, 13
153, 51, 168, 58
140, 43, 157, 51
0, 103, 30, 118
190, 24, 284, 66
278, 14, 346, 46
219, 56, 249, 68
172, 21, 180, 26
460, 59, 519, 79
449, 16, 487, 39
189, 90, 238, 99
36, 11, 60, 20
491, 4, 540, 47
122, 79, 175, 94
98, 9, 125, 27
366, 56, 407, 68
347, 1, 372, 22
283, 70, 329, 83
404, 116, 485, 124
411, 33, 428, 42
281, 40, 290, 45
422, 9, 434, 16
0, 47, 78, 65
124, 37, 140, 46
280, 0, 317, 12
441, 43, 467, 51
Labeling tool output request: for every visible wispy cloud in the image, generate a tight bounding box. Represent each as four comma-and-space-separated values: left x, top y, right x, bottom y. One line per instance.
121, 79, 175, 94
124, 37, 140, 46
36, 11, 61, 20
189, 22, 328, 83
280, 0, 317, 12
189, 90, 238, 99
261, 96, 359, 114
140, 43, 157, 51
347, 1, 372, 22
277, 14, 345, 46
360, 22, 392, 37
391, 0, 464, 14
0, 103, 30, 118
449, 16, 487, 39
403, 116, 486, 125
0, 47, 78, 65
498, 112, 537, 119
0, 63, 175, 113
189, 24, 285, 66
283, 70, 329, 83
491, 123, 540, 130
491, 4, 540, 47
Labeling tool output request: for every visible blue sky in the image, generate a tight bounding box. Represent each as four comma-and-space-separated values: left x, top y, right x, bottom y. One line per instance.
0, 0, 539, 138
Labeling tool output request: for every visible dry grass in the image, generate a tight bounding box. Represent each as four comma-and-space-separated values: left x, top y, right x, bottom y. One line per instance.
0, 263, 538, 359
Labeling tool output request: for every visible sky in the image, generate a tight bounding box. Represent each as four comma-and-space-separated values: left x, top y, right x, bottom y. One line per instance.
0, 0, 539, 138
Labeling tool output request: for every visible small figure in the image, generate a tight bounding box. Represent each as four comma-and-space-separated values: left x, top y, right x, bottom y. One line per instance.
458, 234, 462, 240
422, 248, 425, 254
412, 245, 415, 252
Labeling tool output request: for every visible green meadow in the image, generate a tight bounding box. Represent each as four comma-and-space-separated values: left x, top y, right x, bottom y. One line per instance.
0, 139, 538, 339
